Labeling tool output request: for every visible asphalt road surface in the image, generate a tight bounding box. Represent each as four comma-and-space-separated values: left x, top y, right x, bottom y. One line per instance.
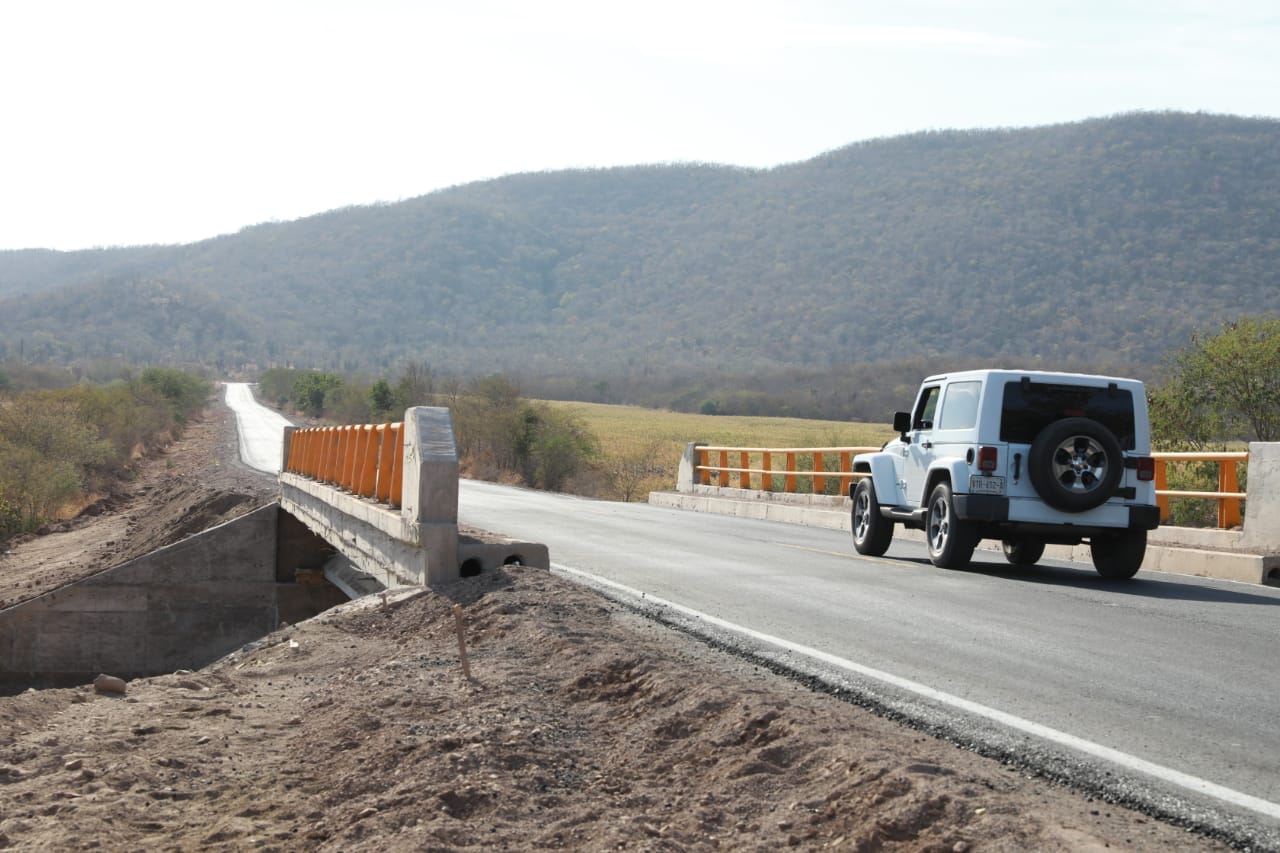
224, 382, 292, 473
222, 385, 1280, 842
457, 478, 1280, 841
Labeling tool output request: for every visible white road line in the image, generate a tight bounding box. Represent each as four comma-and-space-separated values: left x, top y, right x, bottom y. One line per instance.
553, 562, 1280, 823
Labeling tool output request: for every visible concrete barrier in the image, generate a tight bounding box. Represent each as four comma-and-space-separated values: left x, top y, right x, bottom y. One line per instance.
279, 406, 548, 586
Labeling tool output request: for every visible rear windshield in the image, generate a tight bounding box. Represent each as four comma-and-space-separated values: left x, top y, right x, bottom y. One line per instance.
1000, 381, 1135, 449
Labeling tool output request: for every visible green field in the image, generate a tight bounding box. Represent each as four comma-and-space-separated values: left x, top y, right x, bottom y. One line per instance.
544, 400, 895, 499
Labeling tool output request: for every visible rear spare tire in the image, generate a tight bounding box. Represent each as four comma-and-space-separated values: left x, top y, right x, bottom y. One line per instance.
1028, 417, 1124, 513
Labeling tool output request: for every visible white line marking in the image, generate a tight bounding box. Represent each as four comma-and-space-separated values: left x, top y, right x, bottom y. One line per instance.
553, 562, 1280, 823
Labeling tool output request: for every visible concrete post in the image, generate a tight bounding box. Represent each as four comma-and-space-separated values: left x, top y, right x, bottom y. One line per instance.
399, 407, 460, 582
678, 442, 706, 492
280, 425, 296, 473
1240, 442, 1280, 554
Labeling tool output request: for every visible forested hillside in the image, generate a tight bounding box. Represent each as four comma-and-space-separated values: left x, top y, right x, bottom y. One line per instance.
1, 111, 1277, 384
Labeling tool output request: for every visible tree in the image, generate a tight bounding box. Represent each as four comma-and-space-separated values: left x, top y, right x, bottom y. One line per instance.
512, 403, 596, 492
1150, 315, 1280, 446
605, 439, 666, 501
326, 380, 373, 424
369, 379, 395, 419
393, 361, 435, 409
259, 368, 305, 409
291, 372, 343, 418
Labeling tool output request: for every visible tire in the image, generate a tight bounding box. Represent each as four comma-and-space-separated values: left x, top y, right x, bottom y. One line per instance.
1028, 418, 1124, 513
1091, 528, 1147, 580
851, 479, 893, 556
926, 482, 977, 569
1001, 538, 1045, 566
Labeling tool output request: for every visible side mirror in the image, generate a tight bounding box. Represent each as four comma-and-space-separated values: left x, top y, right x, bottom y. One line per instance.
893, 411, 911, 439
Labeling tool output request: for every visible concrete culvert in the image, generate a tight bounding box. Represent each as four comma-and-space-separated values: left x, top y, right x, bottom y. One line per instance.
504, 554, 524, 566
460, 558, 483, 577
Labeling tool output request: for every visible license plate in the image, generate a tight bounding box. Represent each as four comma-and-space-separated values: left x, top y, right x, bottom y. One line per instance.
969, 475, 1006, 495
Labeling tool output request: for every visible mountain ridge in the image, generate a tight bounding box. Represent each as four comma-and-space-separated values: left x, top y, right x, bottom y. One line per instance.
2, 110, 1277, 379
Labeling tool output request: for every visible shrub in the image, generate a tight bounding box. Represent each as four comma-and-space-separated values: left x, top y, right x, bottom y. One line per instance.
259, 368, 306, 409
0, 369, 209, 541
139, 367, 212, 427
0, 492, 23, 540
291, 372, 343, 418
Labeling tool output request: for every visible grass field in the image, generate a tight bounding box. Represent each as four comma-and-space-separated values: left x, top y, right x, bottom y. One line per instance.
544, 400, 896, 500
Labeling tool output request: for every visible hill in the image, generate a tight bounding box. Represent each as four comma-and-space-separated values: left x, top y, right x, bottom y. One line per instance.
1, 111, 1277, 382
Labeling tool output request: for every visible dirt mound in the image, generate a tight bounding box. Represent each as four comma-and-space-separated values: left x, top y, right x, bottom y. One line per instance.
117, 481, 259, 561
0, 565, 1226, 852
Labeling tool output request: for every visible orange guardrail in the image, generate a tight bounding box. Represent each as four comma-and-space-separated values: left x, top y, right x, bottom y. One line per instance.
1153, 451, 1248, 529
695, 446, 1249, 530
695, 446, 881, 495
285, 422, 405, 508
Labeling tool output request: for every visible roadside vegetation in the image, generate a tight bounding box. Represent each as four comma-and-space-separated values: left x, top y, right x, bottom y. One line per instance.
0, 367, 211, 543
1147, 314, 1278, 527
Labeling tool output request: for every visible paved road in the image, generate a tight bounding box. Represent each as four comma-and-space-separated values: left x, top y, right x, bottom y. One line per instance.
224, 383, 292, 473
457, 478, 1280, 835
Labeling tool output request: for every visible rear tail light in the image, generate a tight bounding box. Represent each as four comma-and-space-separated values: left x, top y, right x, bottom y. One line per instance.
1135, 456, 1155, 482
977, 446, 998, 472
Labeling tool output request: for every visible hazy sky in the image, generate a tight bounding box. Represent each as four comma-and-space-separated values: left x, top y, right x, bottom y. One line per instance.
2, 0, 1277, 251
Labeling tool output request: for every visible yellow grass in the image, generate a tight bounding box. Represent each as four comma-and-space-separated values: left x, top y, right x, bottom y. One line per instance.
543, 400, 896, 499
550, 400, 892, 450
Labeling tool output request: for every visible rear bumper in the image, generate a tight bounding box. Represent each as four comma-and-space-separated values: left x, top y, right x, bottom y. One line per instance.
954, 494, 1160, 536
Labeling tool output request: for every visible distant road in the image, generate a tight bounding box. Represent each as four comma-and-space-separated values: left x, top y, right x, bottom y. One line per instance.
223, 382, 292, 473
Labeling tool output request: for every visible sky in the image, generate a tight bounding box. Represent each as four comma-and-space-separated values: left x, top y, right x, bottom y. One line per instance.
2, 0, 1278, 252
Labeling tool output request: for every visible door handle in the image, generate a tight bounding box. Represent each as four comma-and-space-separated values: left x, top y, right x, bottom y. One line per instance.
921, 441, 933, 449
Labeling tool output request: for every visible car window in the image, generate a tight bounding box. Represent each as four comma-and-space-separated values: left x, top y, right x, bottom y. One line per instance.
937, 381, 981, 430
1000, 381, 1136, 449
913, 386, 940, 430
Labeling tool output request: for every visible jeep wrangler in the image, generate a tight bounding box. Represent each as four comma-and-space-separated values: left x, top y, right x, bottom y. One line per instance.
850, 369, 1160, 579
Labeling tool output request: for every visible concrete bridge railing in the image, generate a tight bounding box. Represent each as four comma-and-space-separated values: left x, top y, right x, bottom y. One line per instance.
279, 407, 546, 587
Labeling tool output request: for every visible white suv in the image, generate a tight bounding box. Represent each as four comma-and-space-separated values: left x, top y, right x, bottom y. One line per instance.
851, 369, 1160, 579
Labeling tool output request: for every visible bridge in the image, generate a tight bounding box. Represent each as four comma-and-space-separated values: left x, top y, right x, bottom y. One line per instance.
0, 399, 547, 693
